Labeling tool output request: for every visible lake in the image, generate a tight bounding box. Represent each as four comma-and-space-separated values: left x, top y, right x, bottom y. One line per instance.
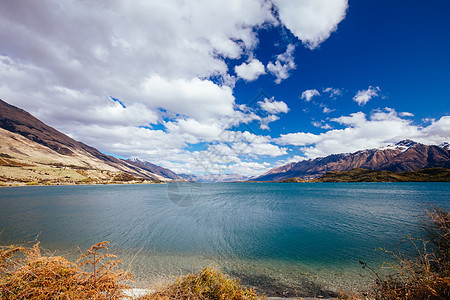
0, 182, 449, 297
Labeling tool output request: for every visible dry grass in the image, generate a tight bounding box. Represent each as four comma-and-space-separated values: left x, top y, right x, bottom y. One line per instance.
1, 242, 265, 300
0, 241, 132, 299
366, 206, 450, 299
424, 206, 450, 264
139, 266, 265, 300
1, 242, 264, 299
0, 157, 34, 167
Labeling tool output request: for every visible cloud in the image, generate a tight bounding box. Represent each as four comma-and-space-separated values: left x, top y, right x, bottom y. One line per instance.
230, 161, 272, 177
260, 115, 280, 130
165, 118, 225, 141
421, 116, 450, 144
400, 112, 414, 117
301, 89, 320, 101
332, 111, 367, 126
323, 87, 342, 98
235, 59, 265, 81
141, 75, 235, 121
256, 97, 289, 130
273, 0, 348, 49
0, 0, 273, 121
175, 130, 287, 176
0, 0, 349, 176
258, 97, 289, 114
312, 121, 332, 130
69, 125, 186, 159
353, 86, 381, 106
277, 108, 449, 159
267, 44, 296, 84
322, 107, 335, 114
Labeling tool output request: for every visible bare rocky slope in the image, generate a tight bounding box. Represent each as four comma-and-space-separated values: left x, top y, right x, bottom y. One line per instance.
0, 99, 181, 184
253, 140, 450, 181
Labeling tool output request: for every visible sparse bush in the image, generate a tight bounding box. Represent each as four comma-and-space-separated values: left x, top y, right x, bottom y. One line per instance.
112, 173, 140, 182
139, 266, 265, 300
365, 206, 450, 299
0, 241, 132, 299
80, 177, 94, 184
424, 206, 450, 265
25, 181, 39, 186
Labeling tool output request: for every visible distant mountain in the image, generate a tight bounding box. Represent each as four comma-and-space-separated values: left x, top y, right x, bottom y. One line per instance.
126, 158, 184, 180
0, 99, 180, 184
311, 167, 450, 182
179, 173, 251, 183
253, 140, 450, 181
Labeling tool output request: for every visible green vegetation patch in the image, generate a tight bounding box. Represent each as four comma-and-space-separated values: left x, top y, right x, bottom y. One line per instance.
113, 172, 143, 182
312, 168, 450, 182
280, 177, 306, 183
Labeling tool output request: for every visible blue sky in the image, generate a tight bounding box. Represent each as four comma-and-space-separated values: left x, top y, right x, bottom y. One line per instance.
0, 0, 449, 176
234, 0, 450, 134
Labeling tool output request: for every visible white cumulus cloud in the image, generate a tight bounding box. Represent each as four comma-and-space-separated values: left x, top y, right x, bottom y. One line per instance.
258, 97, 289, 114
353, 86, 381, 106
257, 97, 289, 130
312, 121, 332, 130
267, 44, 296, 84
141, 75, 235, 121
323, 87, 342, 98
235, 59, 266, 81
273, 0, 348, 49
0, 0, 350, 176
301, 89, 320, 101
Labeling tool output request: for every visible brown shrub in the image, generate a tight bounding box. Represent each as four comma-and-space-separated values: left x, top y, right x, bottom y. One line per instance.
139, 266, 265, 300
0, 241, 132, 299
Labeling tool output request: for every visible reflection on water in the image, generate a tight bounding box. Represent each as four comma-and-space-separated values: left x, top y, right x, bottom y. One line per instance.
0, 183, 449, 295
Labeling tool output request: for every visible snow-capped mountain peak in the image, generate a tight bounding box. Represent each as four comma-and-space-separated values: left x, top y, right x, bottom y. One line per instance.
129, 156, 144, 163
378, 139, 417, 152
395, 139, 417, 148
439, 142, 449, 150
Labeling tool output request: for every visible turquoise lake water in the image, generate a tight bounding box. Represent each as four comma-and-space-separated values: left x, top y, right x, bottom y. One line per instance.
0, 182, 449, 296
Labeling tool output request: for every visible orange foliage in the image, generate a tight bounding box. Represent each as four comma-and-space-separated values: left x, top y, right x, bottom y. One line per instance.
0, 241, 132, 299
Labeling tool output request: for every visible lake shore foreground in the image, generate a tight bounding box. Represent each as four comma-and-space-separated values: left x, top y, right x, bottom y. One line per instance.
1, 183, 449, 299
2, 206, 450, 299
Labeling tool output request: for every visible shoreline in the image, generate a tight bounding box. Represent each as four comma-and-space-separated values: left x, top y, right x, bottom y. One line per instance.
0, 180, 168, 188
122, 288, 338, 300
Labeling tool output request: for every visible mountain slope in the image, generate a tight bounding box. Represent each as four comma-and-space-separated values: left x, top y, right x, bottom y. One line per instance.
126, 158, 183, 180
253, 140, 450, 181
0, 99, 179, 184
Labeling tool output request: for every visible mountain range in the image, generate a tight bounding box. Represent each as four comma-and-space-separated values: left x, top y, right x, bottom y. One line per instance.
179, 173, 251, 183
252, 140, 450, 181
0, 99, 182, 185
1, 98, 449, 185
